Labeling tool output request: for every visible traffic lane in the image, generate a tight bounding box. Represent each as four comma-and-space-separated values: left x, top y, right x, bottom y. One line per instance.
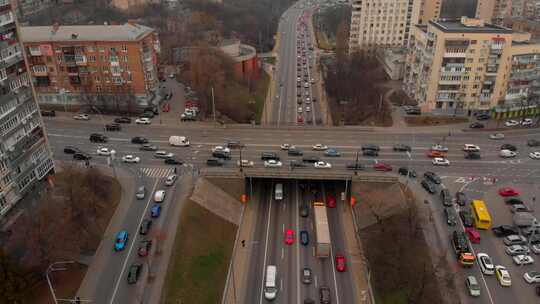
92, 177, 158, 303
298, 185, 317, 301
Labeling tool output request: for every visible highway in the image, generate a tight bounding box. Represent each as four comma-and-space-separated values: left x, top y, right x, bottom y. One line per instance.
272, 2, 322, 126
244, 180, 354, 304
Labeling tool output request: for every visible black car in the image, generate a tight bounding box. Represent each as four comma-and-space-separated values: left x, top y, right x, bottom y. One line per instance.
105, 123, 121, 131
464, 151, 481, 159
139, 219, 152, 235
535, 285, 540, 297
89, 133, 108, 143
346, 163, 365, 170
505, 197, 524, 205
40, 110, 56, 117
398, 167, 416, 177
501, 144, 517, 151
421, 180, 436, 194
469, 122, 484, 129
440, 189, 452, 207
73, 152, 91, 161
361, 144, 380, 152
290, 160, 307, 168
455, 191, 468, 206
288, 148, 303, 156
127, 263, 142, 284
491, 225, 519, 237
476, 113, 490, 120
164, 157, 183, 165
393, 144, 411, 152
444, 207, 457, 226
302, 156, 320, 163
140, 143, 158, 151
261, 152, 279, 161
207, 158, 224, 166
459, 210, 474, 227
528, 139, 540, 147
144, 106, 159, 115
114, 117, 132, 124
213, 151, 231, 160
63, 146, 80, 154
300, 204, 309, 217
529, 234, 540, 245
362, 149, 378, 157
140, 111, 155, 119
424, 171, 441, 184
226, 141, 244, 149
131, 136, 149, 144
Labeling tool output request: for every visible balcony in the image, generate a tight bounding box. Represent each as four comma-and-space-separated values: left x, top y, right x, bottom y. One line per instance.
0, 51, 22, 69
75, 55, 87, 66
443, 51, 466, 58
9, 127, 44, 161
0, 11, 13, 27
439, 79, 461, 85
31, 65, 48, 77
28, 47, 41, 56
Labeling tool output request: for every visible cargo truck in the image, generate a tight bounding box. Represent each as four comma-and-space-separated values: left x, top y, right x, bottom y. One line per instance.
451, 230, 475, 267
313, 202, 331, 257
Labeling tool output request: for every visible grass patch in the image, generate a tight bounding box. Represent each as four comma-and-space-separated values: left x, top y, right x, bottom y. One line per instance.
405, 115, 469, 126
161, 200, 237, 304
263, 57, 276, 65
315, 30, 335, 51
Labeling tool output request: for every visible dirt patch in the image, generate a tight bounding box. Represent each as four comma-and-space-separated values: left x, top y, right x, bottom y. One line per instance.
206, 177, 245, 200
161, 200, 236, 304
30, 263, 87, 304
190, 178, 243, 225
405, 115, 469, 126
389, 90, 417, 106
353, 182, 445, 304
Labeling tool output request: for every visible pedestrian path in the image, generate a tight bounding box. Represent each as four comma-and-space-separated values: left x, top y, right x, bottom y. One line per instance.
140, 167, 174, 178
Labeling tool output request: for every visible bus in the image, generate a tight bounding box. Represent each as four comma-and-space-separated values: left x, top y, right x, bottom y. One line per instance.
471, 200, 492, 229
275, 183, 283, 201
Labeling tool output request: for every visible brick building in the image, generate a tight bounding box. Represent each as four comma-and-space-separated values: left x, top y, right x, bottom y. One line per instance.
20, 22, 161, 109
218, 39, 260, 80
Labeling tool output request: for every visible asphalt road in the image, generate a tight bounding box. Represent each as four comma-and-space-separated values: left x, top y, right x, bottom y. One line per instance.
244, 180, 355, 304
272, 3, 322, 126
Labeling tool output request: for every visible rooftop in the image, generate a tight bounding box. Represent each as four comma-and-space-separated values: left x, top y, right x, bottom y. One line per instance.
429, 19, 513, 34
20, 23, 154, 43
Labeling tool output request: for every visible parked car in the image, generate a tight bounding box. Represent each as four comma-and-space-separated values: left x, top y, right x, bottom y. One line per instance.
139, 219, 152, 235
424, 172, 441, 184
505, 244, 530, 256
513, 254, 534, 265
127, 263, 142, 284
495, 265, 512, 287
455, 191, 468, 206
459, 210, 474, 227
444, 207, 457, 226
466, 276, 481, 297
477, 253, 495, 275
503, 234, 527, 246
492, 225, 519, 237
421, 180, 436, 194
114, 230, 129, 251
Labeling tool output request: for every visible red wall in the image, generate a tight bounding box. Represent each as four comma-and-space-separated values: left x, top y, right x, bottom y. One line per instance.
233, 56, 260, 80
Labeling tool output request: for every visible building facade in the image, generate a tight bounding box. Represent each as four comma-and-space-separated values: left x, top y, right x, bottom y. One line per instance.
20, 22, 161, 108
403, 17, 540, 114
0, 0, 54, 217
218, 39, 260, 80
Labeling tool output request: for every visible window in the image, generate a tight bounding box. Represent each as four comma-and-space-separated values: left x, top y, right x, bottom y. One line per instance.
88, 55, 96, 62
98, 46, 105, 52
121, 45, 127, 51
123, 55, 128, 62
86, 45, 95, 52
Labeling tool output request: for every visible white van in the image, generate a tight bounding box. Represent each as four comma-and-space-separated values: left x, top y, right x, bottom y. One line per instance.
499, 149, 517, 158
169, 136, 190, 147
154, 190, 166, 203
275, 183, 283, 201
264, 265, 278, 300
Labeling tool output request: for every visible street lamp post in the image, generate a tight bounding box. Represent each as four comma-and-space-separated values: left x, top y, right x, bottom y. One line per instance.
239, 146, 244, 173
46, 261, 75, 304
354, 150, 359, 176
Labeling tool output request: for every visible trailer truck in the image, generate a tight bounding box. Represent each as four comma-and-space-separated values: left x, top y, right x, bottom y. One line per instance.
313, 202, 331, 257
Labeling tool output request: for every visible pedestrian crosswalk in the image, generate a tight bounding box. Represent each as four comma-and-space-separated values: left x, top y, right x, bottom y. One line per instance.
140, 167, 174, 178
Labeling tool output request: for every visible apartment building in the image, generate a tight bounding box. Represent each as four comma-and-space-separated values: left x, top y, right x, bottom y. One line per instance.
20, 22, 161, 108
349, 0, 422, 55
403, 17, 540, 114
0, 0, 54, 217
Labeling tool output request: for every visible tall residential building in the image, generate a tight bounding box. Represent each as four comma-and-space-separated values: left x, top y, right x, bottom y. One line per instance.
20, 22, 161, 108
419, 0, 496, 24
403, 17, 540, 114
349, 0, 422, 55
0, 0, 54, 217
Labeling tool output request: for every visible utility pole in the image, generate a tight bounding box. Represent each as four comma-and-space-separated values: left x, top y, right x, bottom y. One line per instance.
239, 146, 244, 173
211, 86, 216, 125
354, 150, 359, 176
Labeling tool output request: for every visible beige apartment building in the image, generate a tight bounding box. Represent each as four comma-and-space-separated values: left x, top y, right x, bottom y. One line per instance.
403, 17, 540, 115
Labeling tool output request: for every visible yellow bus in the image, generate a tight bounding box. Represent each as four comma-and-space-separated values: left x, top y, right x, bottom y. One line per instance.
471, 200, 492, 229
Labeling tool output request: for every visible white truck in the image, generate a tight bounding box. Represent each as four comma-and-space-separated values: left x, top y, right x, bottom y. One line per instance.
275, 183, 283, 201
313, 202, 331, 258
169, 136, 190, 147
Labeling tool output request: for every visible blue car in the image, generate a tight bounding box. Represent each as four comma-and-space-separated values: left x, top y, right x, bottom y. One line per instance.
151, 204, 161, 218
114, 230, 129, 251
324, 148, 341, 157
300, 230, 309, 246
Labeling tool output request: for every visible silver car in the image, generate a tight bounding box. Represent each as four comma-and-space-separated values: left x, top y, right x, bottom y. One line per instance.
302, 267, 312, 284
505, 245, 530, 256
136, 186, 146, 200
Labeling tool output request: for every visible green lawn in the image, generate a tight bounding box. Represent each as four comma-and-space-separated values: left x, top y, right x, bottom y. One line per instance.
263, 57, 276, 65
161, 201, 237, 304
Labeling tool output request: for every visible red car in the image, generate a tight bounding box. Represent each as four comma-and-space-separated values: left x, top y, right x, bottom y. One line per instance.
137, 240, 152, 257
373, 163, 392, 172
335, 254, 346, 272
425, 150, 447, 158
297, 116, 304, 123
284, 229, 295, 245
498, 187, 519, 197
327, 195, 336, 208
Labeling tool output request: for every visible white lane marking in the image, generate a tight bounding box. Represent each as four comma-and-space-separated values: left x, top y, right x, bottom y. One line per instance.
314, 275, 318, 288
282, 223, 285, 233
282, 247, 285, 260
259, 182, 275, 304
295, 181, 301, 304
109, 179, 159, 304
280, 278, 283, 291
323, 184, 340, 304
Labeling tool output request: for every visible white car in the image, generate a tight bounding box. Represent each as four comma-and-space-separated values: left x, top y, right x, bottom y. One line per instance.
500, 149, 517, 158
97, 147, 115, 156
73, 114, 90, 120
505, 244, 530, 256
136, 118, 152, 124
463, 144, 480, 152
237, 159, 254, 167
312, 144, 328, 151
532, 244, 540, 254
431, 144, 448, 152
121, 155, 140, 163
298, 107, 303, 113
165, 174, 177, 186
477, 253, 495, 275
513, 254, 534, 265
521, 118, 534, 126
314, 161, 332, 169
280, 144, 293, 150
306, 106, 311, 112
523, 271, 540, 284
264, 160, 282, 168
432, 157, 450, 166
489, 133, 505, 140
212, 146, 231, 153
529, 152, 540, 159
495, 265, 512, 287
305, 97, 311, 104
505, 120, 519, 127
154, 151, 174, 158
